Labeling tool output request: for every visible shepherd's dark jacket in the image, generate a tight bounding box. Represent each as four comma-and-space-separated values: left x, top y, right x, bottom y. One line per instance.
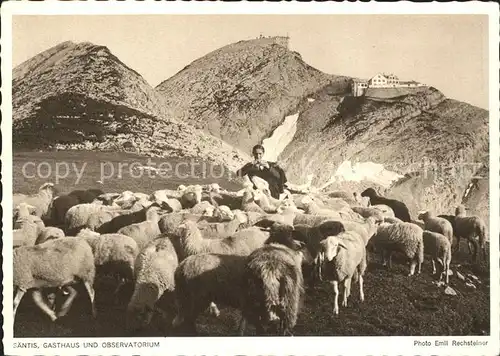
236, 161, 288, 199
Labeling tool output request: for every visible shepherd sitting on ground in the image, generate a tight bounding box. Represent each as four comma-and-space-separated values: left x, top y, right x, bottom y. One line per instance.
236, 144, 288, 199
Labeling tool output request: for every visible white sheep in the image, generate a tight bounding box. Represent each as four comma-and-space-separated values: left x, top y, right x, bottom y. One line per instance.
317, 230, 367, 316
13, 204, 46, 248
417, 211, 453, 245
13, 237, 96, 322
351, 206, 385, 222
36, 226, 65, 245
189, 200, 215, 215
127, 237, 179, 332
454, 206, 488, 262
175, 220, 270, 259
116, 205, 162, 250
370, 222, 424, 276
64, 203, 125, 235
13, 182, 57, 220
76, 228, 139, 284
212, 205, 235, 222
383, 216, 403, 224
241, 189, 267, 214
300, 196, 342, 219
422, 231, 452, 284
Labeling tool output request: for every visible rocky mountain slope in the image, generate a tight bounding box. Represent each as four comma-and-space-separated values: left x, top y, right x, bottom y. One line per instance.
13, 39, 490, 231
279, 85, 489, 227
155, 36, 351, 154
12, 41, 251, 170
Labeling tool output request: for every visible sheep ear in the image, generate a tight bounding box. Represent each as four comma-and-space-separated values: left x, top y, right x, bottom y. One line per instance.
338, 241, 347, 250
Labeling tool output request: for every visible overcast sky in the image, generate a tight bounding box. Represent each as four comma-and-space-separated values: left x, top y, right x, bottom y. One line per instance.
12, 14, 489, 109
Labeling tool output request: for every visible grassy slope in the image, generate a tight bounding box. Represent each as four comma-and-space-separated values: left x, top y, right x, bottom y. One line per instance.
12, 151, 491, 337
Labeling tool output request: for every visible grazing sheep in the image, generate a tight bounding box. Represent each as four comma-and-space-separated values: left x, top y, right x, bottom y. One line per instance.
370, 204, 396, 218
50, 194, 81, 227
195, 218, 245, 240
117, 205, 162, 250
13, 182, 57, 220
300, 196, 341, 219
13, 237, 96, 322
341, 217, 380, 246
127, 237, 178, 332
210, 190, 244, 210
288, 220, 346, 286
64, 203, 125, 235
13, 217, 44, 248
76, 228, 139, 283
36, 227, 65, 245
252, 189, 280, 213
189, 201, 215, 215
351, 207, 385, 222
454, 206, 488, 262
317, 230, 367, 316
69, 189, 105, 204
172, 253, 247, 335
93, 193, 121, 206
96, 203, 162, 234
13, 202, 37, 222
213, 205, 235, 222
158, 212, 202, 235
370, 222, 424, 275
241, 189, 267, 214
383, 216, 403, 224
241, 242, 305, 335
328, 190, 358, 205
417, 211, 453, 245
360, 188, 411, 222
422, 231, 452, 284
175, 220, 269, 259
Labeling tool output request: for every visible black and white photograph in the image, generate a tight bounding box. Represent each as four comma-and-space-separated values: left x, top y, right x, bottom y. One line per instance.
2, 2, 499, 355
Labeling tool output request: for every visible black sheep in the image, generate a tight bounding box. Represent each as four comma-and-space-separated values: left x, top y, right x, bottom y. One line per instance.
68, 189, 105, 204
361, 188, 411, 222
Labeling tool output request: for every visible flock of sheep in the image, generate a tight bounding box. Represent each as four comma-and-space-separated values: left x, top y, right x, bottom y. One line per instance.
12, 177, 489, 336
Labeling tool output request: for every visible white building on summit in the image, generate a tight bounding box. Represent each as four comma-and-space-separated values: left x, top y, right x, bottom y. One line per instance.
351, 73, 426, 96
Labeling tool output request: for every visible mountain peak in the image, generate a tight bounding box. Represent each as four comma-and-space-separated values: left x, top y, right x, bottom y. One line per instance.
156, 36, 350, 154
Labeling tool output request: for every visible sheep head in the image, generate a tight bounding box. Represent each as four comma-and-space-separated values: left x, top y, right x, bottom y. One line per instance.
14, 203, 37, 219
319, 235, 347, 261
76, 228, 100, 239
417, 211, 431, 221
317, 220, 346, 238
360, 188, 377, 198
455, 205, 467, 217
39, 182, 57, 197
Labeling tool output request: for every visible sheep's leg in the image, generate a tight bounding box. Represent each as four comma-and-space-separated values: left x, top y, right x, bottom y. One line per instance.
331, 280, 339, 315
57, 285, 78, 318
382, 250, 387, 266
431, 259, 436, 275
238, 316, 247, 336
388, 252, 393, 269
359, 274, 365, 302
342, 278, 351, 307
32, 290, 58, 322
13, 288, 26, 319
83, 281, 97, 318
408, 260, 416, 276
445, 262, 450, 285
